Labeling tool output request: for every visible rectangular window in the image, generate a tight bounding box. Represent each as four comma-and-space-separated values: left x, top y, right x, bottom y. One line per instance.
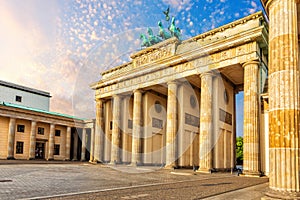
17, 125, 25, 133
55, 130, 61, 137
54, 144, 60, 155
15, 95, 22, 102
37, 127, 44, 135
16, 142, 24, 154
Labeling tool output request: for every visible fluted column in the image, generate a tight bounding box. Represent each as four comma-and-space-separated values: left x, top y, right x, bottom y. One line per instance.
81, 128, 86, 161
263, 0, 300, 198
29, 121, 37, 160
131, 89, 142, 166
48, 124, 55, 160
7, 118, 16, 159
72, 130, 78, 161
94, 99, 104, 163
242, 60, 261, 176
90, 127, 95, 162
165, 81, 178, 168
198, 72, 213, 173
65, 127, 71, 161
110, 95, 121, 164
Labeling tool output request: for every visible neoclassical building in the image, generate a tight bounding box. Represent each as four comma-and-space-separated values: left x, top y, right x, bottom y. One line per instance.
91, 11, 270, 175
0, 80, 95, 161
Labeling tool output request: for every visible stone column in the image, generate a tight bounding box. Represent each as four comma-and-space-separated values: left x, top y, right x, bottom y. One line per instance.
7, 118, 16, 159
90, 127, 95, 162
198, 72, 213, 173
81, 128, 86, 161
65, 127, 71, 161
231, 90, 237, 172
165, 81, 178, 168
242, 60, 261, 176
29, 121, 37, 160
48, 124, 55, 160
94, 99, 105, 162
263, 0, 300, 198
131, 89, 142, 166
73, 130, 78, 161
110, 95, 121, 164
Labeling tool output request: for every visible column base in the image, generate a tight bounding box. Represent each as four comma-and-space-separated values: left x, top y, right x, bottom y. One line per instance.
264, 189, 300, 200
94, 159, 103, 164
47, 158, 54, 161
64, 159, 71, 161
196, 168, 212, 174
80, 159, 86, 162
7, 157, 15, 160
109, 160, 119, 165
72, 159, 78, 161
241, 171, 262, 177
89, 160, 97, 164
164, 164, 178, 169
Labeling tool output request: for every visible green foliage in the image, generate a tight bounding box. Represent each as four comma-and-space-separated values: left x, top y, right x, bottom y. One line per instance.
236, 136, 243, 165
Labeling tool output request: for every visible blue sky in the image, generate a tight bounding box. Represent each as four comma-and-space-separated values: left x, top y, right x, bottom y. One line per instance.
0, 0, 264, 136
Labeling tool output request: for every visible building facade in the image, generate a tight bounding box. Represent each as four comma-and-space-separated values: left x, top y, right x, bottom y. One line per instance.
91, 12, 270, 174
0, 81, 95, 162
0, 80, 51, 111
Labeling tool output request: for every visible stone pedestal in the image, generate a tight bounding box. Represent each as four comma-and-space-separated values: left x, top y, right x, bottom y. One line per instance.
198, 72, 213, 173
242, 60, 261, 177
65, 127, 71, 161
110, 95, 121, 164
29, 121, 37, 160
7, 118, 16, 160
263, 0, 300, 198
131, 89, 142, 166
165, 81, 178, 168
81, 128, 86, 161
47, 124, 55, 160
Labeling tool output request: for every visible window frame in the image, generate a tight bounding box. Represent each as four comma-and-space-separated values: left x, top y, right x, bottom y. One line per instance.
37, 127, 44, 135
15, 95, 22, 102
55, 130, 61, 137
54, 144, 60, 155
17, 124, 25, 133
16, 141, 24, 154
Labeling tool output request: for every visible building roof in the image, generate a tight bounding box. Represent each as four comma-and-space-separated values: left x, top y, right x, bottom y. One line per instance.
0, 80, 51, 98
0, 101, 85, 121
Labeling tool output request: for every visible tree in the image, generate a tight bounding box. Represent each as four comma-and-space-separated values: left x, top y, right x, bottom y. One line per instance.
236, 136, 243, 165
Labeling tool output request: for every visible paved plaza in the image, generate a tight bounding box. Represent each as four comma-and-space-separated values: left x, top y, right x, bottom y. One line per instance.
0, 161, 268, 200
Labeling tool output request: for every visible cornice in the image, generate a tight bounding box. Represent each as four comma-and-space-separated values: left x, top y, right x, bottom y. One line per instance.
0, 105, 85, 128
184, 11, 264, 43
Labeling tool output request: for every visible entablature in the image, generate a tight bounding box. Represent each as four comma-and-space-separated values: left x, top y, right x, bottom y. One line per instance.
92, 11, 268, 99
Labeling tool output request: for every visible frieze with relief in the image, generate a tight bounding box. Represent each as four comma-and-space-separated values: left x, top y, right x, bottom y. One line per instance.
133, 45, 174, 67
97, 42, 257, 97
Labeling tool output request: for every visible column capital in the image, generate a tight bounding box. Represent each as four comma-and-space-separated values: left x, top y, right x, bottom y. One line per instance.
95, 98, 106, 103
242, 60, 260, 68
167, 80, 179, 85
199, 71, 215, 79
112, 94, 121, 99
133, 88, 144, 94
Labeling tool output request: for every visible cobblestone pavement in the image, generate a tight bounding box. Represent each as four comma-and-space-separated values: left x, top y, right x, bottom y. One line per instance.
0, 161, 268, 200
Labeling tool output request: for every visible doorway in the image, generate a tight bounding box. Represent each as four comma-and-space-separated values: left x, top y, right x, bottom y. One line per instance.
35, 142, 45, 159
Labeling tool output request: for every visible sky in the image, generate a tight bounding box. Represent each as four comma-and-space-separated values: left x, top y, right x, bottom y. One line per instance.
0, 0, 264, 136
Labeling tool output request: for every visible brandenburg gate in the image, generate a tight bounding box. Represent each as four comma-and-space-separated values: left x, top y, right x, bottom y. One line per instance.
91, 10, 269, 174
91, 8, 300, 198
